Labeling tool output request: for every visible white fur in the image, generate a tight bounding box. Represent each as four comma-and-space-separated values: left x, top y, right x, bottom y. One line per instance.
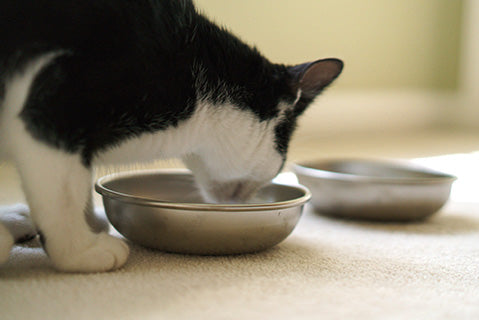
95, 100, 284, 174
0, 55, 58, 265
0, 54, 129, 271
0, 53, 288, 271
96, 100, 285, 202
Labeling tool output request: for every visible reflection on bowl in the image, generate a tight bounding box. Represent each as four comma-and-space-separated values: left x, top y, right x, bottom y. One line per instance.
95, 170, 311, 255
292, 159, 456, 222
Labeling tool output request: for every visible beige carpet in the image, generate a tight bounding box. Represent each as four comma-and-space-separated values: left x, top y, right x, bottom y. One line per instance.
1, 145, 479, 319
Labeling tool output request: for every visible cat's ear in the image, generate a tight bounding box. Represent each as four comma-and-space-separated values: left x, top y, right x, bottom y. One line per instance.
288, 58, 343, 99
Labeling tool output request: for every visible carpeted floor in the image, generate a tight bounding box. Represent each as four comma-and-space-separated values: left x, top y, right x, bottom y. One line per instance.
1, 130, 479, 320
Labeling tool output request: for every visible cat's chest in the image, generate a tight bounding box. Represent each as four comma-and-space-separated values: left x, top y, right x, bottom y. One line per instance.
92, 102, 262, 166
93, 106, 207, 165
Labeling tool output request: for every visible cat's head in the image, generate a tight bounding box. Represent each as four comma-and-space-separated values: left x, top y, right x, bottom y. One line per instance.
185, 58, 343, 203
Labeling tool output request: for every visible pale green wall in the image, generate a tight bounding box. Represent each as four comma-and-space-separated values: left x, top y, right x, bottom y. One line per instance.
194, 0, 463, 90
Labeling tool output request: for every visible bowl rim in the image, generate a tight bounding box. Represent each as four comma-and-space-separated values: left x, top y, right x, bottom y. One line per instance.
95, 169, 311, 212
292, 158, 457, 185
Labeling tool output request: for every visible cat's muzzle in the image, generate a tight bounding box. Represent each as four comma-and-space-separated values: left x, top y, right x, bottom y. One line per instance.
201, 179, 265, 204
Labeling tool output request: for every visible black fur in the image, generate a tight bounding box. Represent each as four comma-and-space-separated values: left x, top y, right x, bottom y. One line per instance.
1, 0, 340, 165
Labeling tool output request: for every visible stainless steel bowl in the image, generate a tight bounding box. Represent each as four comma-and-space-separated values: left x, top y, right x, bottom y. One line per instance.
292, 159, 456, 222
95, 170, 311, 255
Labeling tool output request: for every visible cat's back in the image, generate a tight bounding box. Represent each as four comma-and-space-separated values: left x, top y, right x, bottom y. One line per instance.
0, 0, 200, 163
0, 1, 138, 54
0, 0, 195, 70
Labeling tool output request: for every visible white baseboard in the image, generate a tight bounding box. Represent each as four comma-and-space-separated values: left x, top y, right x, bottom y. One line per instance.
295, 90, 460, 136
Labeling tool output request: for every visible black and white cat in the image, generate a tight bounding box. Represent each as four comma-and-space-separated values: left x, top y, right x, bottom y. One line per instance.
0, 0, 343, 272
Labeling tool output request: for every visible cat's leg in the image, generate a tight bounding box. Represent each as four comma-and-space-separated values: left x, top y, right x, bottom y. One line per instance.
14, 147, 129, 272
84, 195, 110, 234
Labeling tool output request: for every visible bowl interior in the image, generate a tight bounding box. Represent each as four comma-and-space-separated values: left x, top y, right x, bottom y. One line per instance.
99, 171, 307, 205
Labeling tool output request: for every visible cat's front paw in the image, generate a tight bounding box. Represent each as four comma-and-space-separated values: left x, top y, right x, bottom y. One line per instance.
50, 233, 129, 273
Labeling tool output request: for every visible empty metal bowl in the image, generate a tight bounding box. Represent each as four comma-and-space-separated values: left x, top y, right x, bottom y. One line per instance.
95, 170, 311, 255
292, 159, 456, 222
